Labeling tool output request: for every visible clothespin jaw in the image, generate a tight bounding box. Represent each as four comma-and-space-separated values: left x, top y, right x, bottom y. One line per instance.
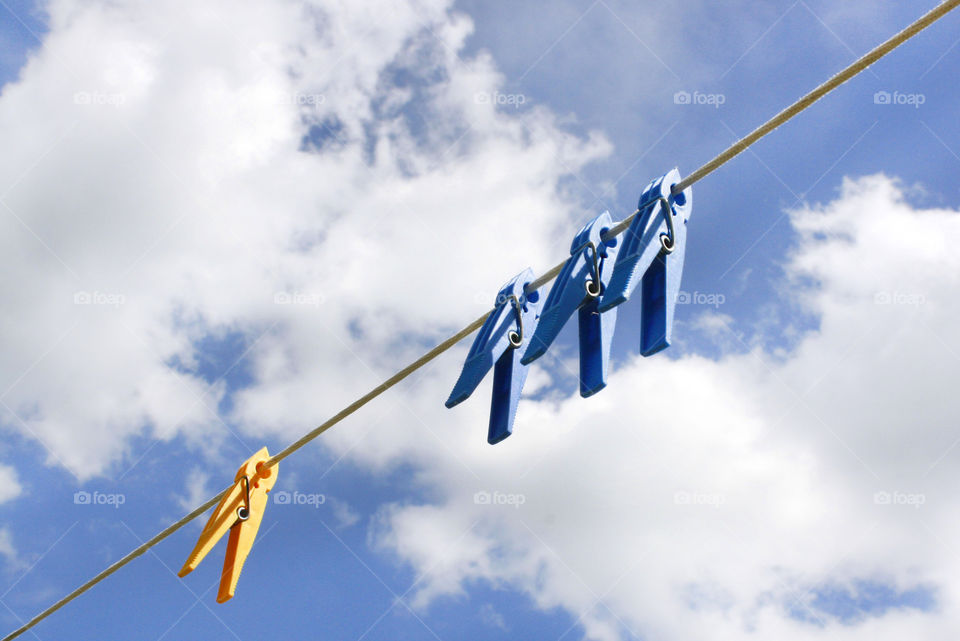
520, 212, 619, 397
178, 447, 278, 603
445, 269, 541, 444
577, 297, 616, 397
598, 168, 692, 356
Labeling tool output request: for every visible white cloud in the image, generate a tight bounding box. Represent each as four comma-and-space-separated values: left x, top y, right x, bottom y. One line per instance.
0, 466, 23, 571
366, 176, 960, 640
478, 603, 507, 630
328, 497, 360, 529
0, 465, 22, 505
177, 467, 211, 515
0, 464, 24, 573
0, 0, 609, 479
0, 528, 17, 566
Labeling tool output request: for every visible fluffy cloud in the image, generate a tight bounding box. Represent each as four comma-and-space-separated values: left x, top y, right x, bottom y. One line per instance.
176, 466, 212, 515
0, 0, 608, 479
0, 465, 21, 505
0, 465, 22, 572
367, 176, 960, 640
0, 528, 18, 570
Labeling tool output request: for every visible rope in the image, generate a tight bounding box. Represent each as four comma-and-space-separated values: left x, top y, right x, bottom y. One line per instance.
672, 0, 960, 194
0, 490, 230, 639
4, 2, 958, 639
266, 313, 489, 466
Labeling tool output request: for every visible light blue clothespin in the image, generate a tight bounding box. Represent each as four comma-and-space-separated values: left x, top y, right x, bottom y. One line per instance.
446, 269, 542, 444
598, 168, 692, 356
520, 212, 619, 397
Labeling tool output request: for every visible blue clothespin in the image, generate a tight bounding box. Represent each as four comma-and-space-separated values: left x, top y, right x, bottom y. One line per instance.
597, 168, 692, 356
520, 212, 619, 397
446, 269, 542, 444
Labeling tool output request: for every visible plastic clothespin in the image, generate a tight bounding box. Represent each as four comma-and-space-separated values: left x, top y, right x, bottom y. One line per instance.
598, 168, 692, 356
445, 269, 541, 444
178, 447, 278, 603
520, 212, 619, 397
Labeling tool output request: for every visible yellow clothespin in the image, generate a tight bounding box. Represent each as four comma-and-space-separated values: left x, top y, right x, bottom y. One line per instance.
178, 447, 278, 603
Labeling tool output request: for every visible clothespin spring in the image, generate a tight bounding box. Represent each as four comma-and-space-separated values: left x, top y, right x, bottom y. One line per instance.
502, 294, 525, 348
237, 476, 251, 521
237, 461, 272, 521
636, 192, 679, 255
657, 197, 676, 254
571, 239, 604, 298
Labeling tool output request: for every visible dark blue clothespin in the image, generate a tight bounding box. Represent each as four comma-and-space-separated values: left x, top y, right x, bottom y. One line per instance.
445, 269, 541, 444
520, 212, 619, 397
598, 168, 692, 356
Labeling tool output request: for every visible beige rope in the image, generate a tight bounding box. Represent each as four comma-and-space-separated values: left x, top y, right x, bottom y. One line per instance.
4, 2, 958, 639
1, 489, 230, 639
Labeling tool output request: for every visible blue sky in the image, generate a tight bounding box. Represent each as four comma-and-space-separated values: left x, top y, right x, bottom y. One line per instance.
0, 1, 959, 640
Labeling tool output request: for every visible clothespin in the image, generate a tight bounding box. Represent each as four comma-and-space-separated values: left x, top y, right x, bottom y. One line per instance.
445, 269, 541, 444
520, 212, 620, 397
178, 447, 278, 603
598, 168, 692, 356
